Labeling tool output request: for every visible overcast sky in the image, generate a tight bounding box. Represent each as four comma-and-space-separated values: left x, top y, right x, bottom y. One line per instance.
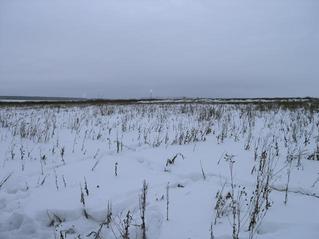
0, 0, 318, 98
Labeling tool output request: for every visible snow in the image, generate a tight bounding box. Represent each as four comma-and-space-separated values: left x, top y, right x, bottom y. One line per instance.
0, 103, 318, 239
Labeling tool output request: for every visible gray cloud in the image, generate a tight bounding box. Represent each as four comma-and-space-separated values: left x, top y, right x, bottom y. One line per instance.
0, 0, 318, 98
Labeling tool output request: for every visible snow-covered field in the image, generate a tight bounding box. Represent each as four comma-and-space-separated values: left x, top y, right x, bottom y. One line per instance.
0, 102, 318, 239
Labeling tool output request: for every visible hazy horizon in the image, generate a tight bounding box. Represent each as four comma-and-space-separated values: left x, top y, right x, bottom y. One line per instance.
1, 0, 318, 99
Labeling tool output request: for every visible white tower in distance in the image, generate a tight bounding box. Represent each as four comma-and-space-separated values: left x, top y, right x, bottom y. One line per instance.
149, 89, 153, 99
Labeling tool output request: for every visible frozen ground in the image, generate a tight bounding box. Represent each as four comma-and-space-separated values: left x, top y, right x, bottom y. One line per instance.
0, 102, 318, 239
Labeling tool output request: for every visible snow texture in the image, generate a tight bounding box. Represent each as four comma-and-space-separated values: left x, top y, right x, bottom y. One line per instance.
0, 102, 318, 239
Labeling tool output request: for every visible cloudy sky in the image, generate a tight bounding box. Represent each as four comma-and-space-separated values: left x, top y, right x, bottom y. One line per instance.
0, 0, 318, 98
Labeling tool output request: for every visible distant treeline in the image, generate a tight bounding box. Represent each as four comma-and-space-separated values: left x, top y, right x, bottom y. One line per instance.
0, 96, 319, 111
